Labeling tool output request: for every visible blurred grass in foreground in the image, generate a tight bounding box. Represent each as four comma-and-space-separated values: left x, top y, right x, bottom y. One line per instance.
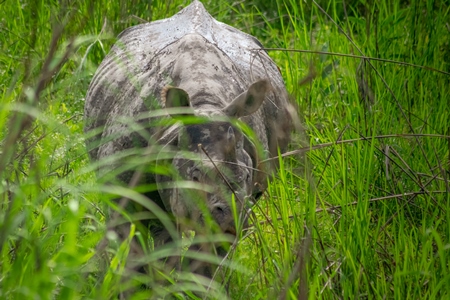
0, 0, 449, 298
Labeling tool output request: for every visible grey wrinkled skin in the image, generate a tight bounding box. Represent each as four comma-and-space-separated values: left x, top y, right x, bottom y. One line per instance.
85, 0, 296, 278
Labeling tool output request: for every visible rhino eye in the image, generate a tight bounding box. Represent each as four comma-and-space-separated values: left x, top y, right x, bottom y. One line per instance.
191, 169, 201, 182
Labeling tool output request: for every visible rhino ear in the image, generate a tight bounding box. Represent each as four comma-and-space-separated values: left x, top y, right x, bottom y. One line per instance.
162, 86, 194, 116
223, 79, 270, 118
227, 126, 236, 145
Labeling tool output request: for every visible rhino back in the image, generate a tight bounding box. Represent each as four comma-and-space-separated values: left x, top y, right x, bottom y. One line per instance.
85, 0, 293, 162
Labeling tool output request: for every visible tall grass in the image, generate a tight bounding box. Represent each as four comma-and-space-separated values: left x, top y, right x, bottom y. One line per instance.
1, 0, 448, 299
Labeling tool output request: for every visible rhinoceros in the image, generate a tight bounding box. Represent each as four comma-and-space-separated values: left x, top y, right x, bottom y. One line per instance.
85, 0, 297, 276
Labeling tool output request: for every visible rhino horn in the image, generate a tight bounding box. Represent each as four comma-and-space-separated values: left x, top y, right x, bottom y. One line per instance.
225, 126, 237, 161
223, 79, 270, 118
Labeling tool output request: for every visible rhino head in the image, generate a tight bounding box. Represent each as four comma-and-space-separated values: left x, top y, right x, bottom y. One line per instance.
156, 80, 270, 241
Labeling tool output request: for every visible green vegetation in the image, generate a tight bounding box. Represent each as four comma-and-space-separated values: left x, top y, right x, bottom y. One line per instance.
1, 0, 448, 299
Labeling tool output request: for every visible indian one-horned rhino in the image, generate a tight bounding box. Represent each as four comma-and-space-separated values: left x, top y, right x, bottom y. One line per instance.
84, 0, 297, 276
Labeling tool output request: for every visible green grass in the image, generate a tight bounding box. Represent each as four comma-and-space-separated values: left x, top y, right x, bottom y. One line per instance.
1, 0, 449, 299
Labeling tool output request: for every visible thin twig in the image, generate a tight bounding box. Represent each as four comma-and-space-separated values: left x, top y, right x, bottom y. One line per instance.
317, 125, 349, 186
261, 133, 450, 163
257, 190, 446, 226
379, 175, 438, 233
256, 48, 450, 77
198, 144, 243, 206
